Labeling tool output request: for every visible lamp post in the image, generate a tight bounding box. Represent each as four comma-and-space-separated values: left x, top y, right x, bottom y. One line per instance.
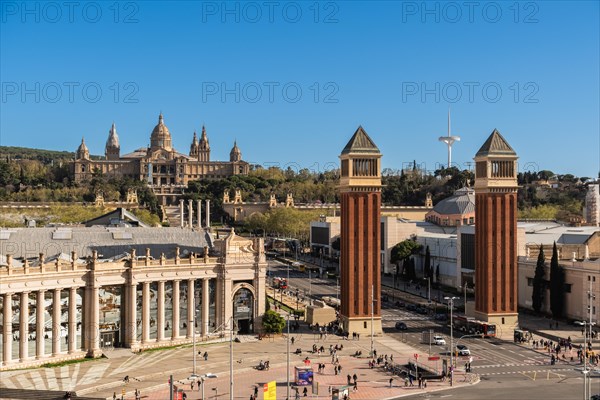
583, 278, 596, 400
229, 317, 234, 400
192, 313, 196, 375
286, 313, 290, 400
370, 284, 374, 358
286, 262, 291, 400
444, 296, 458, 386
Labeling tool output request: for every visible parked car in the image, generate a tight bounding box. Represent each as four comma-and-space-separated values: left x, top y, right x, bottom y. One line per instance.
416, 307, 428, 315
433, 335, 446, 345
456, 344, 471, 356
434, 313, 448, 321
406, 304, 417, 312
395, 322, 408, 330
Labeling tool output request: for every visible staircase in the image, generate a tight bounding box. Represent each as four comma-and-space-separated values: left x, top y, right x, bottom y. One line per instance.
163, 205, 182, 227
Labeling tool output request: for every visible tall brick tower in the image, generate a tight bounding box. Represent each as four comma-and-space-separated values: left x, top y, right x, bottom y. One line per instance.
473, 129, 519, 329
339, 126, 383, 336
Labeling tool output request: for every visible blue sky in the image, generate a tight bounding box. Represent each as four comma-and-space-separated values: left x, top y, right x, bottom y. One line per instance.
1, 1, 598, 178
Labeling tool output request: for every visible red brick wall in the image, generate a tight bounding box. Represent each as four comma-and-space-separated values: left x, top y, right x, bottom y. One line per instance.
340, 191, 381, 319
475, 192, 517, 315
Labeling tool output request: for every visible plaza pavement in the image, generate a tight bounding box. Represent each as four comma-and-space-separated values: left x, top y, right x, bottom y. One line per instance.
75, 324, 476, 400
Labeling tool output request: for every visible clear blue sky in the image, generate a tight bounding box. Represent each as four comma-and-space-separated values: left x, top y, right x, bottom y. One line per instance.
1, 1, 598, 178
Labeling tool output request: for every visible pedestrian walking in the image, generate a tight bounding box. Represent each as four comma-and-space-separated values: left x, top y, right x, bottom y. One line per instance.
352, 373, 357, 383
254, 385, 259, 397
389, 377, 394, 388
303, 387, 308, 397
423, 379, 427, 388
203, 351, 208, 360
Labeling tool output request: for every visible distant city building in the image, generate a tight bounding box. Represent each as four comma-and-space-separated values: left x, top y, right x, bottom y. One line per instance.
425, 187, 475, 227
584, 184, 600, 226
73, 114, 249, 205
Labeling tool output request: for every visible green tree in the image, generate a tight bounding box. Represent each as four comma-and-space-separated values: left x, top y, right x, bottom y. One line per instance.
549, 242, 565, 318
390, 239, 422, 264
261, 310, 286, 334
532, 245, 546, 313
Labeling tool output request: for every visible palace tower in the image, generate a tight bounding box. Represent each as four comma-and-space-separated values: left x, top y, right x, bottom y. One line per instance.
339, 126, 383, 336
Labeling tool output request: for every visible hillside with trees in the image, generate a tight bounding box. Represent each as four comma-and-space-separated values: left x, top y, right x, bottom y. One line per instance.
0, 146, 593, 228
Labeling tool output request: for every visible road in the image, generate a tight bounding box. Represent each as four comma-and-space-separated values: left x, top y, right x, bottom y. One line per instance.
268, 260, 597, 400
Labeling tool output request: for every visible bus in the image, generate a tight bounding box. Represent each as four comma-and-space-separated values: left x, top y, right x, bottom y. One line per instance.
452, 315, 496, 337
273, 277, 288, 290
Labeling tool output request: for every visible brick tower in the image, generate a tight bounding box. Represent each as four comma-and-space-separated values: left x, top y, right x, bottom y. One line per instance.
473, 129, 519, 329
339, 126, 383, 336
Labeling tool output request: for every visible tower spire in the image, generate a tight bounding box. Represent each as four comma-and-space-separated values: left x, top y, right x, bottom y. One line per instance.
439, 107, 460, 169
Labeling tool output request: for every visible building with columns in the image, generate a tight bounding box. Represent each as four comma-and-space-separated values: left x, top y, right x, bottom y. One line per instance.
0, 227, 266, 371
473, 129, 519, 329
338, 126, 383, 335
73, 113, 250, 205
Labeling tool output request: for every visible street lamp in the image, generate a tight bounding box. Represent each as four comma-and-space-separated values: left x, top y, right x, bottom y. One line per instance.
444, 296, 459, 386
370, 284, 374, 358
286, 262, 291, 400
229, 317, 234, 400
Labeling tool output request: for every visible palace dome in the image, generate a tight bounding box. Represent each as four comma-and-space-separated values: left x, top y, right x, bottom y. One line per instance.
150, 113, 173, 151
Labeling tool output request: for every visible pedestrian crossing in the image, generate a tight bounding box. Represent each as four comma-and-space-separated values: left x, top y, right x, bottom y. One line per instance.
479, 367, 573, 376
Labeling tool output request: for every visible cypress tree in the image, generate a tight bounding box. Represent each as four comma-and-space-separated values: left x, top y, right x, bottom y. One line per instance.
532, 245, 545, 313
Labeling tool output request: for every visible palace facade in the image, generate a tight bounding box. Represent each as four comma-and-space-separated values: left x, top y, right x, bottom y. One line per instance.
0, 227, 266, 370
73, 114, 250, 204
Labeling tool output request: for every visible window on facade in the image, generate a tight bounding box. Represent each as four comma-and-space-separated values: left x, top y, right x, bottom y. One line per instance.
563, 284, 572, 293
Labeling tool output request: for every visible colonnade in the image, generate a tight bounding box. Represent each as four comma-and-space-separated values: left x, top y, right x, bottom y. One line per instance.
1, 277, 237, 366
2, 287, 80, 365
179, 199, 210, 228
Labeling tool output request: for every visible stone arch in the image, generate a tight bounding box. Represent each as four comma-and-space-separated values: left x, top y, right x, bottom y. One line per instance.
231, 283, 256, 334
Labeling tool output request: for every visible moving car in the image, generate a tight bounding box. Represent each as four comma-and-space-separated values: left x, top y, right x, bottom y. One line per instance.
395, 322, 408, 330
456, 344, 471, 356
432, 335, 446, 346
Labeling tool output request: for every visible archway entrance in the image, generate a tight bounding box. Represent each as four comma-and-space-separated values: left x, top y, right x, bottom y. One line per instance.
233, 288, 254, 334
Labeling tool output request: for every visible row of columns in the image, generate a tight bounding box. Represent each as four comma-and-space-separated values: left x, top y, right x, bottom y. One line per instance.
2, 288, 79, 365
129, 278, 215, 349
179, 199, 211, 228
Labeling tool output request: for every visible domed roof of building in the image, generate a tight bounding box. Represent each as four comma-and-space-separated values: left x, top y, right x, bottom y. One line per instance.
230, 140, 241, 155
77, 137, 89, 153
150, 113, 173, 150
432, 187, 475, 215
106, 123, 120, 149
